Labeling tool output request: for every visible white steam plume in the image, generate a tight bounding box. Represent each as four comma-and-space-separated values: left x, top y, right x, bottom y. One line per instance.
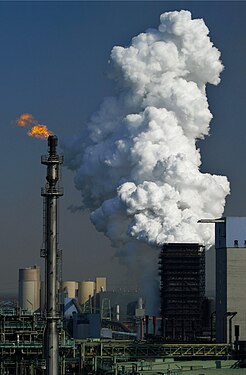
63, 10, 230, 250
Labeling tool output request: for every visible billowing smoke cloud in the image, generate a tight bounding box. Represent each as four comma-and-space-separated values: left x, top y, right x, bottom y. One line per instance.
63, 10, 230, 250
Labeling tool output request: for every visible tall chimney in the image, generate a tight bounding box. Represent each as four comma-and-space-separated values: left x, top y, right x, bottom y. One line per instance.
41, 135, 63, 375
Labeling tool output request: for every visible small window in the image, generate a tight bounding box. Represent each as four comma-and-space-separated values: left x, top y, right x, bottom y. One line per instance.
234, 240, 239, 247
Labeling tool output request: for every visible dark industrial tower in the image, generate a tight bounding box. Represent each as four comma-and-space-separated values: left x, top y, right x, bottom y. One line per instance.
41, 135, 63, 375
159, 243, 205, 341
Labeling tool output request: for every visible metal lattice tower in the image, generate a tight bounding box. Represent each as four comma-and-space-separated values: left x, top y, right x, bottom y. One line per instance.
159, 243, 205, 341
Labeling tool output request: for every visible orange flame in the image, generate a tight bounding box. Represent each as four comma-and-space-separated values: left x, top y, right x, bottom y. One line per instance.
27, 125, 53, 140
16, 113, 53, 139
16, 113, 36, 127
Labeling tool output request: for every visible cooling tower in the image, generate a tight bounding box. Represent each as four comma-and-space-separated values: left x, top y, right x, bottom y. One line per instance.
78, 281, 95, 305
62, 281, 78, 299
18, 265, 41, 312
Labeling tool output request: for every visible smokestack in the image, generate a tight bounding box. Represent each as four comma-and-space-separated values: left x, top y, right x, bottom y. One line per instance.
41, 135, 63, 375
48, 135, 58, 156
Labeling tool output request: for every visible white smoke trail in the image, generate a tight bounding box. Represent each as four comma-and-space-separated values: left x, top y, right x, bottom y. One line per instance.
63, 10, 229, 250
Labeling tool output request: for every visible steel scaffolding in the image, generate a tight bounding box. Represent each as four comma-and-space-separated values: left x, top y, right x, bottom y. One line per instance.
159, 243, 205, 341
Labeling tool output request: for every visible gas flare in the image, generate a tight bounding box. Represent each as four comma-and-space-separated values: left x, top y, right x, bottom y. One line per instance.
27, 125, 52, 140
16, 113, 53, 139
16, 113, 36, 127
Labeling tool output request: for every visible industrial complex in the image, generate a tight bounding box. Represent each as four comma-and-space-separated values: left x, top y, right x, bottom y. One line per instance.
1, 136, 246, 374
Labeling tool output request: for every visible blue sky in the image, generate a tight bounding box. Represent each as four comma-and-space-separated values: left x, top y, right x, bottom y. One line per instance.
0, 1, 245, 294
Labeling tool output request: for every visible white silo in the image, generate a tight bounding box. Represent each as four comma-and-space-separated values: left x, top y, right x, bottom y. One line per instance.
18, 265, 41, 312
62, 281, 78, 299
95, 277, 107, 293
78, 281, 95, 305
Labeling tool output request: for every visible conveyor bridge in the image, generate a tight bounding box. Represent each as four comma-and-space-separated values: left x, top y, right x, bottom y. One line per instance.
77, 340, 231, 360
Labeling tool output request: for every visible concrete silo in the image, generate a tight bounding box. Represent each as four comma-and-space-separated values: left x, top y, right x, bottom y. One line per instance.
78, 281, 95, 305
18, 265, 41, 312
95, 277, 107, 293
62, 281, 78, 299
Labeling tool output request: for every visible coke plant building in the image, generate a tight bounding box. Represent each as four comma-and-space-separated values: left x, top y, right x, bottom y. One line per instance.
159, 243, 205, 341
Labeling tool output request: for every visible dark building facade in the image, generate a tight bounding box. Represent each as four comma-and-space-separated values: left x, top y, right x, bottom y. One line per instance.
159, 243, 205, 341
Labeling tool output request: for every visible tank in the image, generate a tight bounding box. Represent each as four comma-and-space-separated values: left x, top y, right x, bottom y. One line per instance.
95, 277, 107, 293
62, 281, 78, 299
78, 281, 95, 305
18, 265, 41, 312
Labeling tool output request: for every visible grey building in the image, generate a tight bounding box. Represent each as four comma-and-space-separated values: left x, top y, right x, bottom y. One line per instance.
215, 217, 246, 343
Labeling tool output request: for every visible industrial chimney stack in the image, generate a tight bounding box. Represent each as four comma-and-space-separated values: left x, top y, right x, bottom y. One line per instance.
41, 135, 63, 375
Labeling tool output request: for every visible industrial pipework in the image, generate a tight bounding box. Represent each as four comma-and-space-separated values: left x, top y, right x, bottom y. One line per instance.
41, 135, 63, 375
